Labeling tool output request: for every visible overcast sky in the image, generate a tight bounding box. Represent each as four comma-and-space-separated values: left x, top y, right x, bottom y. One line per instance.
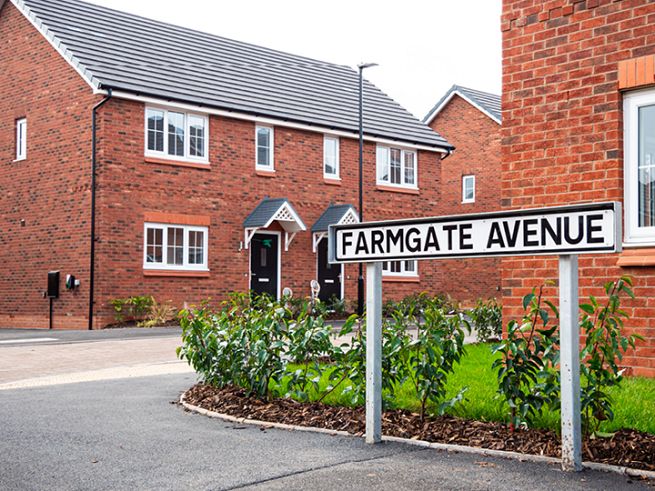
88, 0, 502, 120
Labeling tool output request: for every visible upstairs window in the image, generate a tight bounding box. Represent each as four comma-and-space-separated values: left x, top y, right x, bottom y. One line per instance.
624, 89, 655, 243
376, 145, 417, 188
324, 135, 340, 178
16, 118, 27, 161
256, 126, 274, 170
382, 260, 418, 278
144, 223, 208, 271
462, 175, 475, 203
145, 107, 208, 163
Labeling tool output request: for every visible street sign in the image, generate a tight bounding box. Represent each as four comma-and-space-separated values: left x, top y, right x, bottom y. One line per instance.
329, 202, 621, 264
328, 202, 622, 473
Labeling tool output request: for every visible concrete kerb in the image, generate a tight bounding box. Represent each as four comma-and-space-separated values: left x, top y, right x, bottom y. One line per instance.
179, 391, 655, 482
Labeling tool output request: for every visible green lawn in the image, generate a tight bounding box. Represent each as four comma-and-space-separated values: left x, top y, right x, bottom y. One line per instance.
289, 343, 655, 435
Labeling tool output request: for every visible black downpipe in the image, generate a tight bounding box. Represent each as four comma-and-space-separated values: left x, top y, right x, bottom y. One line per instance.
89, 88, 112, 330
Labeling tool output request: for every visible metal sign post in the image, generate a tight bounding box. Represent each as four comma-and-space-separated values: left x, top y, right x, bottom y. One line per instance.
559, 255, 582, 471
365, 262, 383, 444
328, 202, 621, 472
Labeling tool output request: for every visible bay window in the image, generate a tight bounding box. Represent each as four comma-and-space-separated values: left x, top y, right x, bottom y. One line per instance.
144, 223, 208, 270
377, 145, 417, 188
145, 107, 208, 163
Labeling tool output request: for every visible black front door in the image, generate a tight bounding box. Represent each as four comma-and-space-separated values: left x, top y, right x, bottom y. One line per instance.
250, 234, 279, 299
317, 239, 341, 303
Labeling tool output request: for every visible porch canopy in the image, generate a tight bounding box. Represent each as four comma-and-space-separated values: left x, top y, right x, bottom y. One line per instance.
244, 198, 306, 251
311, 204, 359, 253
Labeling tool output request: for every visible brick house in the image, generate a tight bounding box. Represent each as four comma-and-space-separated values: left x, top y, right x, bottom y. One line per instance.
423, 85, 502, 302
0, 0, 465, 329
502, 0, 655, 376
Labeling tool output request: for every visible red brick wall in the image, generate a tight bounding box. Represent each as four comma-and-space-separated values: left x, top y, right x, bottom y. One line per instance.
427, 95, 502, 303
92, 99, 452, 326
0, 1, 487, 330
502, 0, 655, 376
0, 2, 98, 329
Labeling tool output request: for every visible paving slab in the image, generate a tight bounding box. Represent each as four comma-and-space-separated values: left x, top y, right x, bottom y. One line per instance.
0, 335, 184, 384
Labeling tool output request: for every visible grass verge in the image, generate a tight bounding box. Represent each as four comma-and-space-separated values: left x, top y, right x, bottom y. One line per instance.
285, 342, 655, 435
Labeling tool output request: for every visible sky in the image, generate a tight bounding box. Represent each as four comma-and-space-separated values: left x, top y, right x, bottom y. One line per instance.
88, 0, 502, 120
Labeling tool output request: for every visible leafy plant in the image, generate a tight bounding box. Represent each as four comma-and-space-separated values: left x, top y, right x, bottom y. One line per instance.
284, 307, 342, 402
109, 295, 155, 323
492, 286, 560, 430
327, 295, 348, 317
580, 276, 643, 436
468, 298, 502, 343
137, 300, 177, 328
404, 300, 468, 420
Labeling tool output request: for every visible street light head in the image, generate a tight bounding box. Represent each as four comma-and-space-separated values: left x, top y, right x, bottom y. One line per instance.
357, 62, 379, 70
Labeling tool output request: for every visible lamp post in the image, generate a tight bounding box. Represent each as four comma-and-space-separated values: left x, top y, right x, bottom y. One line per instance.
357, 62, 378, 316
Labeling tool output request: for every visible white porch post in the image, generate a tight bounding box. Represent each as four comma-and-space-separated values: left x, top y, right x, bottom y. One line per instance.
559, 254, 582, 471
365, 261, 382, 444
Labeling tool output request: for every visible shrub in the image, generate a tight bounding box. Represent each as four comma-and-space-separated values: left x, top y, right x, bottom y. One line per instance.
110, 295, 155, 323
404, 299, 468, 420
284, 307, 343, 402
468, 298, 502, 343
492, 286, 560, 430
580, 276, 643, 436
137, 299, 177, 328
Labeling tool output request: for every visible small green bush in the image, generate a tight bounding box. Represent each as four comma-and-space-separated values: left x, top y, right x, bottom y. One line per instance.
580, 276, 643, 436
492, 286, 560, 430
110, 295, 155, 323
468, 298, 502, 343
403, 301, 468, 420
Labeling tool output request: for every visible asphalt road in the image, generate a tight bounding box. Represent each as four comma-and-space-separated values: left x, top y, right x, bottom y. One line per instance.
0, 373, 648, 491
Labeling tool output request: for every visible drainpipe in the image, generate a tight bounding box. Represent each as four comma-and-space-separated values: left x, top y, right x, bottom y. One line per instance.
89, 88, 113, 330
441, 148, 454, 160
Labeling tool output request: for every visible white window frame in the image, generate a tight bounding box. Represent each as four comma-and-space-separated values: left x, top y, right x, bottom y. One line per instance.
624, 88, 655, 244
382, 260, 418, 278
462, 175, 476, 203
144, 106, 209, 164
143, 222, 209, 271
376, 145, 418, 189
323, 135, 340, 179
15, 118, 27, 161
255, 125, 274, 170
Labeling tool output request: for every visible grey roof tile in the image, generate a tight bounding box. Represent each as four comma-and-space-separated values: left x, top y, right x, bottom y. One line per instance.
311, 204, 357, 233
18, 0, 453, 150
243, 198, 293, 228
423, 85, 501, 124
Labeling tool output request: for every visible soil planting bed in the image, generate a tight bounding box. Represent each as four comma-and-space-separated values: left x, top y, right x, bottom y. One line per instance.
184, 384, 655, 472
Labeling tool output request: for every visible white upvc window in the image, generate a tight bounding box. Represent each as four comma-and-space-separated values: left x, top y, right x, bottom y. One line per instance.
376, 145, 417, 188
16, 118, 27, 161
256, 125, 274, 170
145, 107, 209, 163
323, 135, 340, 178
382, 260, 418, 278
143, 223, 209, 271
624, 89, 655, 244
462, 175, 475, 203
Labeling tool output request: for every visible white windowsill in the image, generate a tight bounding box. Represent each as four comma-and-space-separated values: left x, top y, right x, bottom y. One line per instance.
144, 152, 209, 165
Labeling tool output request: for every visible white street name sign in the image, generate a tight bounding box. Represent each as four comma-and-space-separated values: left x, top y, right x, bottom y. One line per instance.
329, 203, 621, 263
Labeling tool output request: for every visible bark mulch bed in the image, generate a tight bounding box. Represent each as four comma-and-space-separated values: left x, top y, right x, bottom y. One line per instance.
184, 384, 655, 473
